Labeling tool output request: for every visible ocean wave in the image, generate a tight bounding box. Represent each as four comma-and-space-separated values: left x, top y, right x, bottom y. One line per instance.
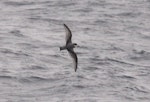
106, 58, 150, 68
30, 65, 46, 70
116, 75, 136, 80
10, 30, 25, 37
4, 1, 35, 6
0, 48, 30, 57
0, 75, 16, 80
125, 86, 149, 94
19, 76, 49, 83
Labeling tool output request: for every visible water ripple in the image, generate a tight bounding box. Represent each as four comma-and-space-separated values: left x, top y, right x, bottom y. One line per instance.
4, 1, 35, 6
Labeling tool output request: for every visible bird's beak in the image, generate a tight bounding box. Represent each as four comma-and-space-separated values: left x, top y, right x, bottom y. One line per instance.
76, 45, 79, 47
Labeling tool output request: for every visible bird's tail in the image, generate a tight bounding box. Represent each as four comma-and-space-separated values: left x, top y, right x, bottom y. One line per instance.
60, 46, 66, 51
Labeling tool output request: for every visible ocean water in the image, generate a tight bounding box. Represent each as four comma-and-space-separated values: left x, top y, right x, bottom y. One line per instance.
0, 0, 150, 102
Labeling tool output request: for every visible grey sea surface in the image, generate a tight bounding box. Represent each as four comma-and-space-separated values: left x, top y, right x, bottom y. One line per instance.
0, 0, 150, 102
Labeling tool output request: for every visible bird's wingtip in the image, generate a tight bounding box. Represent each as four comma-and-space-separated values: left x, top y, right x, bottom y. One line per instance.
75, 67, 77, 72
63, 24, 67, 27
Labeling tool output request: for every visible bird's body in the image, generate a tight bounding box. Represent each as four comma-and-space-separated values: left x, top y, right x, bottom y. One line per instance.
60, 24, 78, 72
60, 43, 76, 51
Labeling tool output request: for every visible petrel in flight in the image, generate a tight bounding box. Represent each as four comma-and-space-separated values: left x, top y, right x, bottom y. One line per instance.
60, 24, 78, 72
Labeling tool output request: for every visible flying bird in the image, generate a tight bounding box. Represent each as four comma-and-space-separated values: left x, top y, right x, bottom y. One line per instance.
60, 24, 78, 72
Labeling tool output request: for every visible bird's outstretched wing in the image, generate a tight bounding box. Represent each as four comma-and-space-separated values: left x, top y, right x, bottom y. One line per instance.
68, 49, 78, 72
64, 24, 72, 45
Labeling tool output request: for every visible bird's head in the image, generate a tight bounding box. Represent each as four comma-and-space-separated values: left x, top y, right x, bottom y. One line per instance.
73, 43, 78, 47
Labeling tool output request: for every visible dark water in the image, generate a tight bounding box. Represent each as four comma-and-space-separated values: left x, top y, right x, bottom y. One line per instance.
0, 0, 150, 102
